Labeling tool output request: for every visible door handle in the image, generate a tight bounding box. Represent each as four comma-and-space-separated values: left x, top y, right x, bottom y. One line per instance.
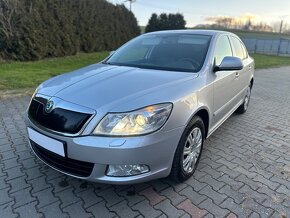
235, 72, 240, 78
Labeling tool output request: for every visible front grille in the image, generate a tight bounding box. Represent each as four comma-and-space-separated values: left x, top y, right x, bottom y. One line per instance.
30, 140, 94, 177
28, 99, 92, 134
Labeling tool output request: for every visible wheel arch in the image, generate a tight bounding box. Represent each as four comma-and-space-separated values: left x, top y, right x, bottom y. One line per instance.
195, 108, 210, 138
185, 107, 210, 139
170, 106, 210, 181
250, 77, 254, 89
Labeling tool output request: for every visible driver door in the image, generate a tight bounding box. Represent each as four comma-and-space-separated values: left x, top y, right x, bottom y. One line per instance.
211, 35, 240, 126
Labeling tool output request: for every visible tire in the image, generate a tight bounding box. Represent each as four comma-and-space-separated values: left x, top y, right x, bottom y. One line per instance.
235, 85, 251, 114
170, 116, 205, 182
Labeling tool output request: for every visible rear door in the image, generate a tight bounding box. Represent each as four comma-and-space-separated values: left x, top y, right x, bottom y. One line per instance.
229, 36, 252, 96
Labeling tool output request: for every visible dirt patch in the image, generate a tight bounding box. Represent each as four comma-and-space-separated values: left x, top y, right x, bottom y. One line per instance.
0, 88, 33, 100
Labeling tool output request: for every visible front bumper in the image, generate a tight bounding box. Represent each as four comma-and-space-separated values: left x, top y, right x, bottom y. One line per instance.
26, 115, 184, 184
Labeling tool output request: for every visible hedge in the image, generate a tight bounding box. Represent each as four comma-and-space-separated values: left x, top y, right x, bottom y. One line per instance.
0, 0, 140, 61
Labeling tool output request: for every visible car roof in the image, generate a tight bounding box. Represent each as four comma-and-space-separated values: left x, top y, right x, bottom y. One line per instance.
144, 29, 233, 37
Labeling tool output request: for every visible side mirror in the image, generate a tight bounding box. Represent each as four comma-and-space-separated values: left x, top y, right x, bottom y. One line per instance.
214, 56, 243, 72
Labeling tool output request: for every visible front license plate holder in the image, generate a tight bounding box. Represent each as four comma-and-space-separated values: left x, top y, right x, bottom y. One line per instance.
27, 127, 66, 157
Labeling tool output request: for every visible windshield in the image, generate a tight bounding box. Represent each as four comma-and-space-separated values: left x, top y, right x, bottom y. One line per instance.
105, 33, 212, 72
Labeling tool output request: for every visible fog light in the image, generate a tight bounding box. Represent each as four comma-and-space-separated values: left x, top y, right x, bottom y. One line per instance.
106, 164, 150, 177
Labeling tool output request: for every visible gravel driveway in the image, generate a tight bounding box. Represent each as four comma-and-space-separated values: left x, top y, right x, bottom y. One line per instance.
1, 67, 290, 218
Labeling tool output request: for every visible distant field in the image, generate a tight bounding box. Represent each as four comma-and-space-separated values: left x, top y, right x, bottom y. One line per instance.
141, 26, 290, 39
140, 26, 146, 33
1, 52, 290, 91
229, 29, 290, 40
190, 27, 290, 40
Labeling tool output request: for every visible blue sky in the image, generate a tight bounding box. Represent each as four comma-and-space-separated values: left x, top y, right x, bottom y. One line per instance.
109, 0, 290, 27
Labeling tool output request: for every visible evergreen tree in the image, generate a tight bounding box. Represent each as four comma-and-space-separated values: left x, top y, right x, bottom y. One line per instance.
145, 13, 186, 33
145, 13, 158, 33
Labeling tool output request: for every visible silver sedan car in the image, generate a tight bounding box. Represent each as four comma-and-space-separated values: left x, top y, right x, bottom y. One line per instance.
26, 30, 254, 184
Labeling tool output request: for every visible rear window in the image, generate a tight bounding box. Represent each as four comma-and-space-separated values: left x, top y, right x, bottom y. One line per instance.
240, 43, 248, 59
230, 36, 247, 60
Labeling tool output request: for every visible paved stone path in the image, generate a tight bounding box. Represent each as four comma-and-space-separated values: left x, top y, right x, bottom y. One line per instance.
1, 67, 290, 218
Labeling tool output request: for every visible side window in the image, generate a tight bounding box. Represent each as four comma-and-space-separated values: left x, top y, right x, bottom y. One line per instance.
240, 43, 248, 59
230, 36, 246, 59
214, 35, 232, 66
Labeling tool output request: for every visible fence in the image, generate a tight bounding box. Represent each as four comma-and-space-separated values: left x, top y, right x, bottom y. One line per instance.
241, 38, 290, 56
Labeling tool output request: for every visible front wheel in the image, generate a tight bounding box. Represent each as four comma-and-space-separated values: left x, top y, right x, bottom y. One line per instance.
236, 85, 251, 114
170, 116, 205, 182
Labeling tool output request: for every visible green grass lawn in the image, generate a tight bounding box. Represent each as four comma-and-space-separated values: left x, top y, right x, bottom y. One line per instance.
0, 52, 109, 90
251, 54, 290, 69
0, 52, 290, 91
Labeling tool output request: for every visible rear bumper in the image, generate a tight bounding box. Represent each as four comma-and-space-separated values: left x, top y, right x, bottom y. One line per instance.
26, 115, 184, 184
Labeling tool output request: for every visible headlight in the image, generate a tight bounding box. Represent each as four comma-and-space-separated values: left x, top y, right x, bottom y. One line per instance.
93, 103, 173, 136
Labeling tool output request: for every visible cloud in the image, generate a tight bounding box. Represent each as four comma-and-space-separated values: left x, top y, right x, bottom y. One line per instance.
205, 13, 260, 25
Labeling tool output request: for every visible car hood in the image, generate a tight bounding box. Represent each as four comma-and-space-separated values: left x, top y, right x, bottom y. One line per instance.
38, 64, 197, 110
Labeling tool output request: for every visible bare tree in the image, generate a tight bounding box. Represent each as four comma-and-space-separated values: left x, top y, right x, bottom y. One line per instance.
271, 21, 282, 33
0, 0, 23, 39
204, 15, 277, 32
205, 16, 234, 29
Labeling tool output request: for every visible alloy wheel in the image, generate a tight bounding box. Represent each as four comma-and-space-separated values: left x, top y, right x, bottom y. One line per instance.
182, 127, 203, 173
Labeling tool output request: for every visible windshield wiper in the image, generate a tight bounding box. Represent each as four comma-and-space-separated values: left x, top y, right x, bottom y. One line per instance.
102, 61, 113, 65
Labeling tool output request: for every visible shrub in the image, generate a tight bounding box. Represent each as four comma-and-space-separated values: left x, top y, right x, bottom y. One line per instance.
0, 0, 140, 61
